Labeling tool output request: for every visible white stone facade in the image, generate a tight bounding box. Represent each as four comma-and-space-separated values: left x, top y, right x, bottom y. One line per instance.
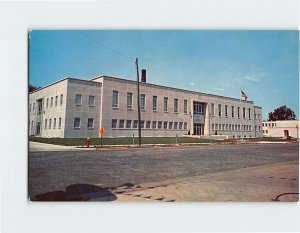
263, 120, 299, 139
29, 75, 263, 138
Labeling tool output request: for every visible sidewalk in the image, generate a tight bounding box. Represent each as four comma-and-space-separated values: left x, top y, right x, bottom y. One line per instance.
29, 141, 94, 151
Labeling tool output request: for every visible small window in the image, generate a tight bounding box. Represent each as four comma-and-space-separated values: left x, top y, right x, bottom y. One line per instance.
50, 97, 53, 107
211, 103, 214, 116
169, 122, 173, 130
29, 103, 32, 112
133, 120, 138, 129
60, 94, 63, 106
212, 123, 214, 130
112, 90, 119, 108
243, 107, 246, 118
184, 122, 187, 130
46, 99, 49, 108
237, 107, 240, 118
153, 96, 157, 111
88, 118, 94, 129
179, 122, 183, 130
55, 96, 58, 107
218, 104, 221, 117
89, 95, 95, 106
225, 105, 228, 117
231, 106, 234, 118
119, 119, 125, 128
53, 118, 56, 129
164, 121, 168, 129
127, 92, 133, 109
126, 120, 132, 128
174, 122, 178, 130
49, 119, 52, 129
158, 121, 162, 129
33, 102, 35, 112
44, 119, 47, 129
112, 119, 117, 128
140, 120, 145, 129
58, 118, 62, 129
140, 94, 145, 111
146, 121, 151, 129
248, 108, 251, 119
184, 100, 188, 114
74, 118, 81, 129
75, 94, 82, 105
174, 98, 178, 113
152, 121, 157, 129
164, 97, 168, 112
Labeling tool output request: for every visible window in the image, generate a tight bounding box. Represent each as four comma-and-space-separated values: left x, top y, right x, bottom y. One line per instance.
237, 107, 240, 118
29, 103, 32, 112
140, 120, 145, 129
58, 118, 62, 129
266, 129, 268, 133
119, 119, 125, 128
60, 94, 63, 106
169, 122, 173, 129
50, 97, 53, 107
158, 121, 162, 129
127, 92, 133, 109
258, 114, 261, 120
126, 120, 132, 128
112, 90, 119, 108
55, 96, 58, 107
74, 118, 81, 129
133, 120, 138, 129
164, 121, 168, 129
225, 105, 228, 117
146, 121, 151, 129
218, 104, 222, 117
89, 95, 95, 106
184, 122, 187, 130
164, 97, 168, 112
243, 108, 245, 118
112, 119, 117, 128
248, 108, 251, 119
33, 102, 35, 112
152, 121, 157, 129
231, 106, 234, 118
46, 99, 49, 108
152, 96, 157, 111
184, 100, 188, 114
174, 98, 178, 113
174, 122, 178, 130
49, 119, 52, 129
259, 126, 261, 131
88, 118, 94, 129
44, 119, 47, 129
140, 94, 145, 111
211, 103, 214, 116
53, 118, 56, 129
75, 94, 82, 105
179, 122, 183, 130
212, 123, 215, 130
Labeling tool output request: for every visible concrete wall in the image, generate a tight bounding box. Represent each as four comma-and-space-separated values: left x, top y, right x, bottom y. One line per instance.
263, 120, 299, 138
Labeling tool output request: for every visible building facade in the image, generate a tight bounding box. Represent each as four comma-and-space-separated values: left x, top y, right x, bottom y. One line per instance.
29, 75, 263, 138
263, 120, 299, 139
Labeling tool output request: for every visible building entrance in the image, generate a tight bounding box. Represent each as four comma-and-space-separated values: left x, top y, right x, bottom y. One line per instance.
193, 123, 204, 135
193, 101, 205, 135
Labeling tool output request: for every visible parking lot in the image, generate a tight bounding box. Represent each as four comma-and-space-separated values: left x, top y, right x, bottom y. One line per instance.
28, 143, 299, 201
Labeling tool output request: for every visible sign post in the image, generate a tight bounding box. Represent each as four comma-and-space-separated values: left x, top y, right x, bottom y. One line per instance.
99, 128, 105, 147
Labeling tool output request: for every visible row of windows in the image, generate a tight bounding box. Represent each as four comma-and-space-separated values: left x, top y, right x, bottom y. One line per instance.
111, 119, 188, 130
212, 123, 253, 131
113, 90, 188, 114
263, 130, 268, 133
29, 94, 64, 113
211, 103, 257, 119
263, 122, 276, 127
43, 118, 63, 129
75, 94, 95, 106
73, 117, 94, 129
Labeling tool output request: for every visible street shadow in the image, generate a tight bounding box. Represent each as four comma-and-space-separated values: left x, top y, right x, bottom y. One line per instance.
31, 183, 117, 202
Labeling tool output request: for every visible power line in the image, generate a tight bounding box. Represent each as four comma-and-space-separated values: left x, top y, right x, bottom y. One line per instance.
78, 31, 134, 61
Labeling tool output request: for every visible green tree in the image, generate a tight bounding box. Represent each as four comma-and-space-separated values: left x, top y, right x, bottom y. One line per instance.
268, 105, 296, 121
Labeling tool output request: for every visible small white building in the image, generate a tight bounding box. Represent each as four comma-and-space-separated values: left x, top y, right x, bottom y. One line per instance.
262, 120, 299, 139
29, 75, 263, 138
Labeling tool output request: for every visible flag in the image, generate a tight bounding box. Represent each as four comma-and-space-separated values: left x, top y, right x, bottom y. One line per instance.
241, 90, 248, 100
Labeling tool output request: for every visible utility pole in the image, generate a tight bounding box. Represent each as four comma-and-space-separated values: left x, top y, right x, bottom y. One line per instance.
135, 58, 142, 146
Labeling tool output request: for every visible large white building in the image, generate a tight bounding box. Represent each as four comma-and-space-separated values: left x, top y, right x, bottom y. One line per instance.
29, 75, 263, 138
263, 120, 299, 139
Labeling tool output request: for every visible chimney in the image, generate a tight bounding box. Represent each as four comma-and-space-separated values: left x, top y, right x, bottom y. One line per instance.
141, 69, 146, 83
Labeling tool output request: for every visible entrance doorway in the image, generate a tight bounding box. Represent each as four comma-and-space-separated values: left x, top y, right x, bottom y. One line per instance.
193, 123, 204, 135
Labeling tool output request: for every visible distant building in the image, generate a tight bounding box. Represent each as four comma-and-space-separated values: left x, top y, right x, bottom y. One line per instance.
262, 120, 299, 139
29, 75, 263, 138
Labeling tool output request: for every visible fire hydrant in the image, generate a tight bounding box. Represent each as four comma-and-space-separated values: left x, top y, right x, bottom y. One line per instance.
85, 137, 91, 148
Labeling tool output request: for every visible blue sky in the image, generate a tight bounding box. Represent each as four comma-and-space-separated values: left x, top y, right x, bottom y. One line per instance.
29, 30, 299, 120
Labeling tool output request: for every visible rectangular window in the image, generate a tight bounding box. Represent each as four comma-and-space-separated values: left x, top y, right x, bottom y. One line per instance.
89, 95, 95, 106
231, 106, 234, 118
58, 118, 62, 129
50, 97, 53, 107
184, 100, 188, 114
140, 120, 145, 129
29, 103, 32, 112
237, 107, 240, 118
133, 120, 138, 129
46, 99, 49, 108
174, 98, 178, 113
218, 104, 222, 117
140, 94, 145, 111
225, 105, 228, 117
44, 119, 47, 129
164, 97, 168, 112
88, 118, 94, 129
248, 108, 251, 119
179, 122, 183, 130
152, 121, 157, 129
158, 121, 162, 129
243, 108, 246, 118
164, 121, 168, 129
152, 96, 157, 111
184, 122, 187, 130
127, 92, 133, 109
112, 90, 119, 108
55, 96, 58, 107
74, 118, 80, 129
146, 121, 151, 129
60, 94, 63, 106
49, 119, 52, 129
211, 103, 214, 116
169, 122, 173, 129
112, 119, 117, 128
53, 118, 56, 129
174, 122, 178, 130
119, 119, 125, 128
75, 94, 82, 105
33, 102, 35, 112
212, 123, 215, 130
126, 120, 132, 128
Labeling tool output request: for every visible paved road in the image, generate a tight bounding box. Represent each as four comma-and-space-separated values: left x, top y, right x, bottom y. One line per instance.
28, 143, 299, 200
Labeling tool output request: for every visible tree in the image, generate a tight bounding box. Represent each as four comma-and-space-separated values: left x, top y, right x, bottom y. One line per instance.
268, 105, 296, 121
